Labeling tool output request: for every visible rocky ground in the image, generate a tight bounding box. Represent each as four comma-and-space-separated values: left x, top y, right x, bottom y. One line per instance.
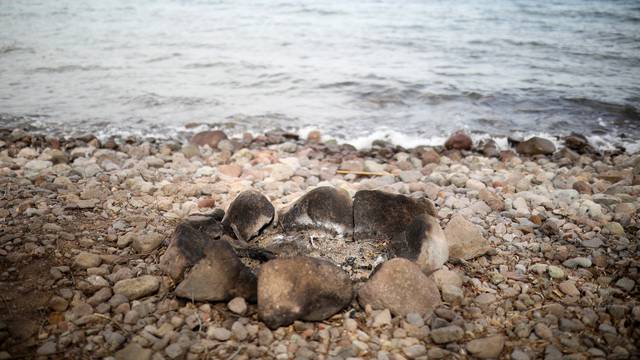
0, 127, 638, 359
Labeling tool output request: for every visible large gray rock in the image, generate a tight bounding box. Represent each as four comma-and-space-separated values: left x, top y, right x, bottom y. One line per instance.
222, 190, 274, 242
175, 240, 257, 302
258, 257, 352, 329
516, 137, 556, 155
280, 186, 353, 235
159, 215, 223, 281
354, 190, 448, 272
444, 215, 490, 260
357, 258, 442, 316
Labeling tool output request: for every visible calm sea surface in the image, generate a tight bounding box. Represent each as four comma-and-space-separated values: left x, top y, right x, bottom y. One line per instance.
1, 0, 639, 149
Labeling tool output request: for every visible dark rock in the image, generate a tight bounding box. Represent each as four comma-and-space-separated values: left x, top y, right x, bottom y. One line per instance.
358, 258, 442, 316
353, 190, 448, 272
175, 240, 257, 302
354, 190, 427, 241
516, 137, 556, 155
159, 215, 223, 281
565, 133, 594, 154
258, 257, 352, 329
191, 130, 228, 148
572, 180, 592, 194
481, 139, 499, 157
222, 190, 274, 242
444, 131, 472, 150
280, 186, 353, 235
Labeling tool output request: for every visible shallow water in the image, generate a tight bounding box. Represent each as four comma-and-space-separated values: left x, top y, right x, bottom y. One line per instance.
1, 0, 639, 149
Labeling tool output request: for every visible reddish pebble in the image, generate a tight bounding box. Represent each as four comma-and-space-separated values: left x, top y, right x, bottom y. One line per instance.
197, 197, 216, 208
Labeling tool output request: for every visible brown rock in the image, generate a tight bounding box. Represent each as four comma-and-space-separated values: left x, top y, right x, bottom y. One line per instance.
191, 130, 228, 148
444, 214, 490, 260
572, 180, 592, 194
280, 186, 353, 234
465, 335, 506, 358
358, 258, 442, 316
420, 148, 441, 164
444, 130, 472, 150
516, 137, 555, 155
197, 197, 216, 208
478, 189, 505, 211
258, 257, 352, 329
499, 150, 518, 162
222, 190, 274, 242
218, 164, 242, 177
175, 240, 257, 302
307, 130, 321, 143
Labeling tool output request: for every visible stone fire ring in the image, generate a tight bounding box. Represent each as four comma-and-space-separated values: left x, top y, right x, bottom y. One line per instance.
158, 187, 451, 329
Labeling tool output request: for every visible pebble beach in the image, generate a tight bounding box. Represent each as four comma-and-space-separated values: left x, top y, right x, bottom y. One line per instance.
0, 127, 638, 359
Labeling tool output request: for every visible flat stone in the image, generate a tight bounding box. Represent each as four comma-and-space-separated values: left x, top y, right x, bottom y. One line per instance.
432, 268, 463, 289
558, 280, 580, 296
372, 309, 392, 328
36, 341, 56, 355
208, 327, 232, 341
441, 285, 464, 304
73, 252, 102, 269
175, 240, 257, 302
444, 214, 490, 260
280, 186, 353, 235
218, 164, 242, 177
358, 258, 442, 317
113, 275, 160, 300
465, 335, 506, 359
115, 343, 152, 360
258, 256, 352, 329
132, 232, 164, 253
431, 325, 464, 344
222, 190, 274, 242
403, 344, 427, 358
548, 265, 565, 279
615, 277, 635, 292
563, 257, 592, 268
474, 293, 496, 306
227, 297, 248, 315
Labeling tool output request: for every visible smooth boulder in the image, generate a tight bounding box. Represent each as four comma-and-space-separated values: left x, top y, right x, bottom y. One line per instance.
516, 136, 556, 155
354, 190, 448, 272
258, 257, 353, 329
280, 186, 353, 235
159, 215, 222, 281
175, 240, 257, 302
358, 258, 442, 316
222, 190, 274, 242
444, 130, 473, 150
